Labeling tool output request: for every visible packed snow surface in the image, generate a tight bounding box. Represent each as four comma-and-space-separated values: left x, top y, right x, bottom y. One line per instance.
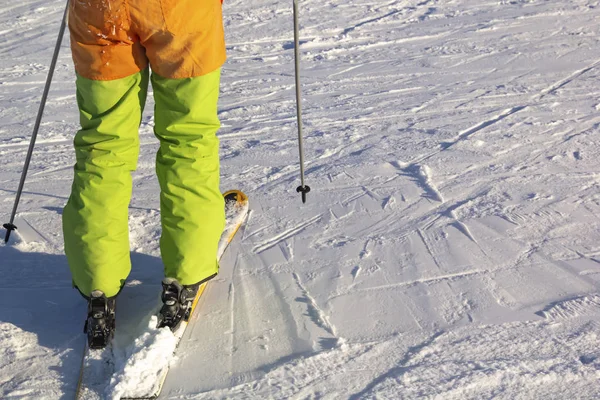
2, 0, 600, 398
107, 316, 178, 399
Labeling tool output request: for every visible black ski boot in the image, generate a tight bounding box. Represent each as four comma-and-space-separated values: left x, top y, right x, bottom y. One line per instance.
157, 278, 200, 331
84, 290, 116, 349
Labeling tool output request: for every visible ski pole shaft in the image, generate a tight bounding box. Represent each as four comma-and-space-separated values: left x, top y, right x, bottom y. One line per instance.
293, 0, 310, 203
3, 2, 69, 244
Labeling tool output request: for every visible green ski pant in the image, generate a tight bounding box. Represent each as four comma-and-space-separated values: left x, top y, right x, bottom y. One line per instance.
63, 68, 225, 298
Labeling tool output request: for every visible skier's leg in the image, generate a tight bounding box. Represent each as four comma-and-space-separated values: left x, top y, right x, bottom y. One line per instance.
123, 0, 227, 285
151, 69, 225, 286
65, 0, 150, 298
63, 69, 149, 298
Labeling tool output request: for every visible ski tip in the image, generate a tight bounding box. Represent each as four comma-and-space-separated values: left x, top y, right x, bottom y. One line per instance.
223, 189, 248, 205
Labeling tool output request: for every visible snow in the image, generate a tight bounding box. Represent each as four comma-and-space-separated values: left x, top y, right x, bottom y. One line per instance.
108, 316, 179, 399
2, 0, 600, 398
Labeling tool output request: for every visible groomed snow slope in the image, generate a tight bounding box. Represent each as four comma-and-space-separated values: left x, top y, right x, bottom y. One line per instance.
2, 0, 600, 398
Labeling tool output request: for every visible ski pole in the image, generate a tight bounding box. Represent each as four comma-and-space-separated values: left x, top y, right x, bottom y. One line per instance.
3, 2, 69, 244
292, 0, 311, 204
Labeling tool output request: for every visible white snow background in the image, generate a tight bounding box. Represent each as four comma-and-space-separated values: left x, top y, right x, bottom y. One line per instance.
2, 0, 600, 398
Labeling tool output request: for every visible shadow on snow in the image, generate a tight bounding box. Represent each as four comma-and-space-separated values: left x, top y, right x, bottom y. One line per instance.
0, 236, 165, 399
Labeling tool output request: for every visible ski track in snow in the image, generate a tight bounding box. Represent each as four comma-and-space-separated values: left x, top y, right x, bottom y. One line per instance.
2, 0, 600, 398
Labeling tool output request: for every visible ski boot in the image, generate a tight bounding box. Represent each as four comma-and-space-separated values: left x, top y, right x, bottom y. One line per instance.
157, 278, 201, 331
84, 290, 116, 349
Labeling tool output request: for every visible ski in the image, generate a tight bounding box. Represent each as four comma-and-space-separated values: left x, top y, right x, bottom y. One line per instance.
75, 190, 249, 399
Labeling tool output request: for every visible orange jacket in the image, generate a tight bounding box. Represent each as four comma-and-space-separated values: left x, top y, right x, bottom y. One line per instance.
69, 0, 226, 80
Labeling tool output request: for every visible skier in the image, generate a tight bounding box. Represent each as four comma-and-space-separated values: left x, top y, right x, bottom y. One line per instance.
64, 0, 227, 348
